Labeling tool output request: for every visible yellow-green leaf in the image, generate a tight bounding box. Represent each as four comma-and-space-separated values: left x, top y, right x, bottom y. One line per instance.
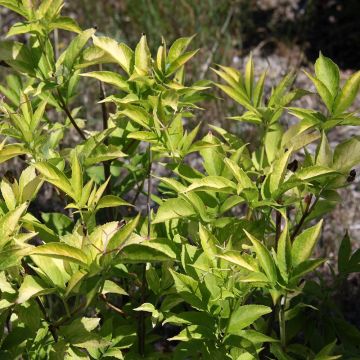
291, 220, 323, 267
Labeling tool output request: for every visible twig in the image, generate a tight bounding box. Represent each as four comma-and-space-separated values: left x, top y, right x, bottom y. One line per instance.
132, 178, 146, 205
56, 88, 87, 140
100, 294, 126, 317
291, 194, 320, 241
54, 28, 59, 60
35, 297, 58, 342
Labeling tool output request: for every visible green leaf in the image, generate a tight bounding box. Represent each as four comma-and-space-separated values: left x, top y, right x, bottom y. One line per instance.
0, 0, 28, 17
49, 16, 82, 33
268, 72, 295, 107
167, 49, 198, 76
92, 35, 134, 75
102, 280, 128, 296
119, 106, 151, 129
314, 53, 340, 98
199, 224, 217, 263
295, 165, 337, 181
134, 302, 156, 313
37, 0, 63, 19
153, 198, 195, 224
105, 215, 140, 253
16, 275, 54, 304
333, 137, 360, 172
314, 340, 341, 360
96, 195, 131, 210
0, 40, 35, 75
244, 230, 277, 283
224, 158, 255, 190
212, 66, 245, 94
217, 251, 256, 272
277, 220, 291, 281
80, 71, 129, 92
237, 329, 279, 344
269, 149, 292, 194
134, 34, 150, 73
0, 203, 27, 248
71, 151, 83, 203
59, 317, 109, 350
31, 99, 47, 131
76, 45, 117, 69
227, 304, 272, 335
253, 70, 267, 107
0, 245, 33, 271
168, 35, 195, 63
291, 258, 326, 280
0, 143, 28, 164
291, 220, 323, 267
62, 28, 96, 70
7, 21, 43, 37
1, 178, 16, 210
333, 71, 360, 115
304, 71, 333, 112
169, 269, 202, 309
316, 132, 333, 167
34, 162, 75, 199
245, 54, 254, 99
184, 176, 236, 193
31, 254, 69, 289
215, 83, 255, 111
30, 243, 88, 267
118, 238, 177, 262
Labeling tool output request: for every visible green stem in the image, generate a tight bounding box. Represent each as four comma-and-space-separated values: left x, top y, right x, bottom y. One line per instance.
279, 294, 287, 348
61, 298, 71, 318
259, 123, 268, 169
56, 88, 87, 140
291, 193, 320, 241
138, 143, 152, 357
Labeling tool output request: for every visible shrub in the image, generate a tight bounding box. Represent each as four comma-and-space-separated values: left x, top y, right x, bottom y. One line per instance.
0, 1, 360, 359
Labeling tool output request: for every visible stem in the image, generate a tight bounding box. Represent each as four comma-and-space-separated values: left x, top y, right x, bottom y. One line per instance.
52, 301, 86, 328
100, 294, 126, 317
279, 295, 287, 348
146, 144, 152, 240
138, 263, 147, 357
54, 28, 59, 60
275, 209, 282, 249
138, 143, 152, 357
259, 123, 268, 170
56, 88, 87, 140
98, 64, 111, 185
21, 260, 58, 342
35, 297, 58, 342
61, 298, 71, 318
291, 193, 319, 241
263, 303, 277, 359
132, 178, 146, 205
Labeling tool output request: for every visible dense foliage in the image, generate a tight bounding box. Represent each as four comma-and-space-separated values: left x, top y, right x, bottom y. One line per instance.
0, 1, 360, 359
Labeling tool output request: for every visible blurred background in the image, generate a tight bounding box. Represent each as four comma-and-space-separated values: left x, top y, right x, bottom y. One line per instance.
1, 0, 360, 254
